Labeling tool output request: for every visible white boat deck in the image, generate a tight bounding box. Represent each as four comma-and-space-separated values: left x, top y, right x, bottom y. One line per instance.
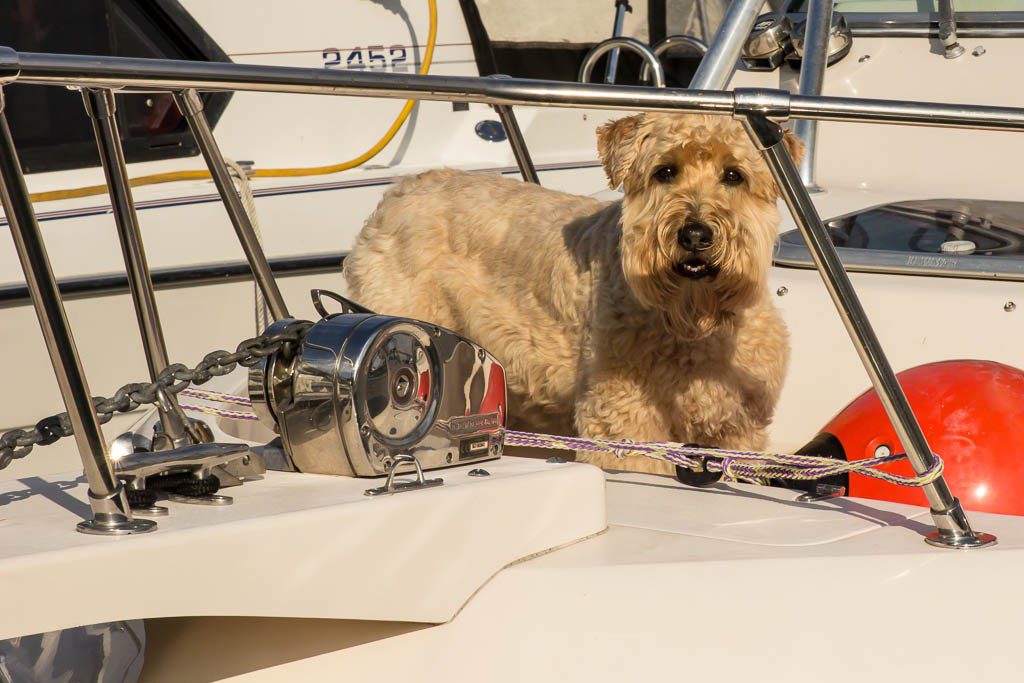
109, 465, 1024, 682
207, 471, 1024, 682
0, 457, 605, 640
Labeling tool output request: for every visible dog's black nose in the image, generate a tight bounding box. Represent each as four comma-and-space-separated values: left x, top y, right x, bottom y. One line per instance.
678, 223, 713, 252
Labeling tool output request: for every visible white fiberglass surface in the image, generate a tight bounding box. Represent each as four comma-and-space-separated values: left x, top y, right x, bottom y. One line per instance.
0, 457, 606, 640
604, 471, 930, 545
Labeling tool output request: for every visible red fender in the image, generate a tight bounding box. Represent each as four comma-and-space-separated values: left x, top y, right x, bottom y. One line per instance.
811, 360, 1024, 516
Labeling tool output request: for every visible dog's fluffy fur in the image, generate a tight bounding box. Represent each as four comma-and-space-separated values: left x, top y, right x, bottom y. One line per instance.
344, 113, 800, 473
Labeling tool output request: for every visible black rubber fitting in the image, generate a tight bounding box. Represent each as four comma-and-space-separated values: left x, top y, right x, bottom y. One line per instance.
147, 472, 221, 497
674, 444, 724, 488
126, 487, 158, 509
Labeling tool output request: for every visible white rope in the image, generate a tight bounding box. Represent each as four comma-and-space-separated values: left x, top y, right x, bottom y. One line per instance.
180, 389, 943, 489
224, 159, 271, 334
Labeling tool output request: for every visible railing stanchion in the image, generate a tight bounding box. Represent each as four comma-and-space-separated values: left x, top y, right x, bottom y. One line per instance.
82, 87, 190, 447
793, 0, 834, 190
738, 107, 996, 549
0, 87, 154, 535
689, 0, 763, 90
938, 0, 966, 59
174, 89, 289, 320
605, 0, 632, 84
494, 105, 539, 184
487, 76, 540, 185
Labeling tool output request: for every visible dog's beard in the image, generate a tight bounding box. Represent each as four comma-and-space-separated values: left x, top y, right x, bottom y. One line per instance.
621, 212, 770, 341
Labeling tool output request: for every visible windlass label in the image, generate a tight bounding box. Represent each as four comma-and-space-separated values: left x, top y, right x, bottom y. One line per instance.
441, 412, 501, 436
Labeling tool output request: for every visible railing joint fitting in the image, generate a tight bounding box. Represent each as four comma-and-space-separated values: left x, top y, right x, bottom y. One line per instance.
733, 88, 792, 122
0, 46, 20, 87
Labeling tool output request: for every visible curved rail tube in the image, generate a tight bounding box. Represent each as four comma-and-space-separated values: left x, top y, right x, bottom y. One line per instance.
639, 34, 710, 84
578, 37, 666, 88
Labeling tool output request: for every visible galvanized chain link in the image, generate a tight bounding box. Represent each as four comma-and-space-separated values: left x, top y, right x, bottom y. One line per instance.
0, 320, 311, 471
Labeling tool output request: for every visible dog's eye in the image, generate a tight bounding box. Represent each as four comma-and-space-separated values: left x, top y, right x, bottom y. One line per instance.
722, 168, 745, 185
653, 166, 677, 184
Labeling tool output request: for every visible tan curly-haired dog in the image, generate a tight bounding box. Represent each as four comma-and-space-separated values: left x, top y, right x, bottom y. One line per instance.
344, 113, 801, 473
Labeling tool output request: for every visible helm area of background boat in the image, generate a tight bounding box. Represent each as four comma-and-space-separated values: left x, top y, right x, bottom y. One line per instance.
5, 1, 1024, 676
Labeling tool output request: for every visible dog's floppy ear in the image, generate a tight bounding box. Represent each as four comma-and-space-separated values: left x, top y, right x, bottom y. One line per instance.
781, 128, 805, 167
597, 114, 646, 189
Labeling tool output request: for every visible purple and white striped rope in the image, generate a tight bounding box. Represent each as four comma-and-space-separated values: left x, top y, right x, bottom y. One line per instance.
179, 388, 254, 407
177, 390, 942, 488
502, 431, 943, 488
180, 402, 260, 421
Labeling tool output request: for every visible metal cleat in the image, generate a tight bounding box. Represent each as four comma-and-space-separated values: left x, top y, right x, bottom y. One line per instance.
364, 454, 443, 497
112, 442, 259, 508
796, 483, 846, 503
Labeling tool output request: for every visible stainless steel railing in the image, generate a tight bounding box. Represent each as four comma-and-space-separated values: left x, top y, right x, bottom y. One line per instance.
638, 35, 710, 84
6, 48, 1024, 130
0, 46, 1007, 547
0, 88, 153, 535
793, 0, 834, 190
689, 0, 764, 89
605, 0, 633, 84
81, 88, 193, 450
578, 37, 667, 88
174, 89, 290, 319
939, 0, 967, 58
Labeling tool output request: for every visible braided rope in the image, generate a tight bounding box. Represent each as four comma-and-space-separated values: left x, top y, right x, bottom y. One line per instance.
181, 388, 941, 489
503, 431, 943, 488
180, 402, 261, 421
179, 387, 259, 421
224, 159, 272, 335
179, 388, 254, 407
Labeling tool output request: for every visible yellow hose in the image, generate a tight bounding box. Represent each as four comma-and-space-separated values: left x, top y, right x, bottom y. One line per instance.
29, 0, 438, 203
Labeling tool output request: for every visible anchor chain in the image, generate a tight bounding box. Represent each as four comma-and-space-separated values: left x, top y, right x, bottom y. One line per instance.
0, 320, 311, 470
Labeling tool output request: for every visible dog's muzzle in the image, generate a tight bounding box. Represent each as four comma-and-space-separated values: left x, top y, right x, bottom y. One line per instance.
674, 222, 717, 280
250, 298, 507, 477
